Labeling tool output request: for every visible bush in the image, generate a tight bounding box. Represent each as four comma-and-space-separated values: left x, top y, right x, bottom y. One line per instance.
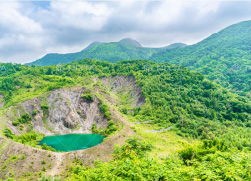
32, 110, 37, 116
18, 133, 37, 144
105, 111, 111, 120
113, 137, 154, 159
12, 121, 20, 126
179, 147, 197, 164
100, 104, 111, 120
41, 143, 56, 152
100, 104, 109, 113
81, 93, 94, 102
104, 120, 118, 135
41, 105, 49, 109
17, 113, 32, 123
3, 128, 14, 139
92, 123, 97, 132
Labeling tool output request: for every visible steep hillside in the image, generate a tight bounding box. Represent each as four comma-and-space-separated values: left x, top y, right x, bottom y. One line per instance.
161, 42, 187, 49
26, 38, 186, 66
2, 59, 251, 141
5, 87, 110, 136
0, 59, 251, 180
150, 20, 251, 93
0, 74, 145, 179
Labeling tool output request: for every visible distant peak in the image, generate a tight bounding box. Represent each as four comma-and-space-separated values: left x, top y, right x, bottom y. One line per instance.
82, 41, 102, 51
162, 43, 187, 49
119, 38, 142, 47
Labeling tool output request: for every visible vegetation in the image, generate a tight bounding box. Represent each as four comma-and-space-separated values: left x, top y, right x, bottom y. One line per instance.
1, 59, 251, 147
81, 93, 94, 102
17, 113, 32, 124
104, 120, 118, 135
41, 143, 56, 152
99, 103, 111, 120
150, 20, 251, 94
0, 32, 251, 180
26, 38, 160, 66
2, 128, 56, 151
67, 137, 251, 180
92, 120, 118, 136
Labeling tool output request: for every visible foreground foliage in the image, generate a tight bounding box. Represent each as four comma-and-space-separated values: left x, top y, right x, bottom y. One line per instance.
67, 137, 251, 180
0, 58, 251, 180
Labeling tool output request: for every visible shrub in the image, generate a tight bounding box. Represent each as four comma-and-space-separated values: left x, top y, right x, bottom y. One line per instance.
100, 104, 109, 113
12, 121, 20, 126
41, 105, 49, 109
81, 93, 94, 102
100, 104, 111, 120
32, 110, 37, 116
17, 113, 32, 124
105, 111, 111, 120
113, 137, 153, 159
3, 128, 14, 139
92, 123, 97, 132
104, 120, 118, 135
41, 143, 56, 152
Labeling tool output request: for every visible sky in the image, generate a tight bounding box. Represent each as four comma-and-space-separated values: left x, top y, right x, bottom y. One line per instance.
0, 0, 250, 64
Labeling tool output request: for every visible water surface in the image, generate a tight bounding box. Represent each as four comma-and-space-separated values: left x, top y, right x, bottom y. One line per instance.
39, 134, 104, 152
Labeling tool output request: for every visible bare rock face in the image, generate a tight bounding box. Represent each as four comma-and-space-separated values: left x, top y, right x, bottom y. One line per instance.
4, 76, 145, 136
0, 94, 4, 108
6, 87, 108, 136
101, 76, 145, 107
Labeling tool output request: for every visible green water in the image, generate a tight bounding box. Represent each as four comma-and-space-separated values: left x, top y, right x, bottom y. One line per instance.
39, 134, 105, 152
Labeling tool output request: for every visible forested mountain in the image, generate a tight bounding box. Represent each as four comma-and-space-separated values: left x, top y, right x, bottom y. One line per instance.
161, 42, 187, 49
0, 59, 251, 180
26, 38, 186, 66
2, 59, 251, 140
150, 20, 251, 93
27, 21, 251, 95
1, 21, 251, 180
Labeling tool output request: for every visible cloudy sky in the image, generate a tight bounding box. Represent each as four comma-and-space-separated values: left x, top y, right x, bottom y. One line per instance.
0, 0, 250, 64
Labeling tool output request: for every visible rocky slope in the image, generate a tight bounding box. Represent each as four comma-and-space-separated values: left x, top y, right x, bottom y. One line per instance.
0, 76, 146, 180
5, 87, 108, 136
101, 76, 145, 107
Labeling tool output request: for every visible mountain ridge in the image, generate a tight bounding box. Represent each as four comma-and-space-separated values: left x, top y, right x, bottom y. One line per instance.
26, 38, 186, 66
149, 20, 251, 93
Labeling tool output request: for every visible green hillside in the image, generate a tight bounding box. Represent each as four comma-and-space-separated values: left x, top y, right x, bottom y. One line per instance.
26, 38, 186, 66
150, 20, 251, 94
0, 59, 251, 180
2, 59, 251, 141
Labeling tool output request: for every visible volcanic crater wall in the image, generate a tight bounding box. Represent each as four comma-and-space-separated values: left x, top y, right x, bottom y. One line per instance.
5, 87, 108, 136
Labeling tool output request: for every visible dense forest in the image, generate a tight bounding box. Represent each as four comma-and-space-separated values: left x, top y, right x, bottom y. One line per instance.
27, 38, 186, 66
27, 21, 251, 96
150, 20, 251, 95
0, 59, 251, 180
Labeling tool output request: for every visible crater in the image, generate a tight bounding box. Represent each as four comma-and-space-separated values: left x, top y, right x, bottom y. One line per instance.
5, 87, 109, 136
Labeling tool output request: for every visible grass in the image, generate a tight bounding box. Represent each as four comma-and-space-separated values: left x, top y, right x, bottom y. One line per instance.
120, 109, 201, 155
135, 123, 200, 155
93, 79, 199, 155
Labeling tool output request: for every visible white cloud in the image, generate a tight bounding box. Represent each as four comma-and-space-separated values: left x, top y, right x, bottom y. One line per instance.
48, 1, 112, 31
0, 0, 250, 63
0, 1, 42, 34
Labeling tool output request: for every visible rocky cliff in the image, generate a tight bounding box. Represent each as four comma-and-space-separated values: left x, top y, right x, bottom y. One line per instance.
5, 87, 108, 136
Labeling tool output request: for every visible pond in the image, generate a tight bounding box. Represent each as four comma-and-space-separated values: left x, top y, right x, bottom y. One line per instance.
39, 134, 105, 152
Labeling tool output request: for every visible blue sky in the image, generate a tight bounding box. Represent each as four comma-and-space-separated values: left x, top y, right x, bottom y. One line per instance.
0, 0, 250, 63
